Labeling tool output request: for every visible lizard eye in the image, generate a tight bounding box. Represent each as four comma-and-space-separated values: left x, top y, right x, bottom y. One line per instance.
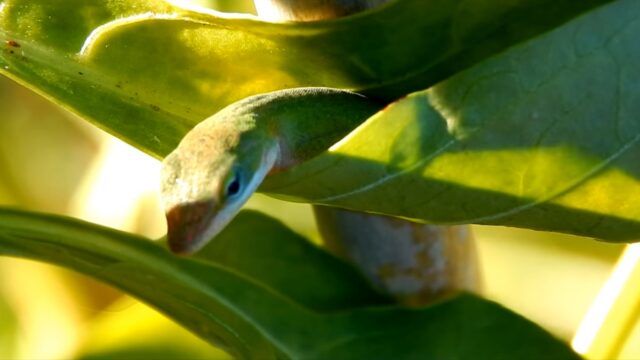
225, 173, 242, 198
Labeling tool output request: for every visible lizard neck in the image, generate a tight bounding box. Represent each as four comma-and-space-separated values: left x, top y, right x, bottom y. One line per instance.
243, 87, 381, 173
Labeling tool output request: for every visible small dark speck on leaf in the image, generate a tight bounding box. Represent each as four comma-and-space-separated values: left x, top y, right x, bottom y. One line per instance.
6, 40, 20, 48
151, 105, 160, 112
78, 71, 84, 75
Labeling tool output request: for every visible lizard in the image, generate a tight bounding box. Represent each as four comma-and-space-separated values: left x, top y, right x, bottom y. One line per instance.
160, 87, 381, 254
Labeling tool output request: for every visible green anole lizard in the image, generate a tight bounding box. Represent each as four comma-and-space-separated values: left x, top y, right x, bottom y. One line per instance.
161, 0, 478, 302
161, 87, 381, 254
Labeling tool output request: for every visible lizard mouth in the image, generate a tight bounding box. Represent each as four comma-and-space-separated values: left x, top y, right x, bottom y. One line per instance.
165, 200, 216, 255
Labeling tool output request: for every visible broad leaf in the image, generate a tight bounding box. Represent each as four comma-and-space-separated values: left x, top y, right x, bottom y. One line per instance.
2, 0, 634, 241
0, 0, 609, 156
262, 0, 640, 242
77, 297, 232, 360
0, 207, 578, 359
194, 210, 392, 311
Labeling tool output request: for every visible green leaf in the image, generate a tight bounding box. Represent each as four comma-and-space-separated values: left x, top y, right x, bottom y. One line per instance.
77, 297, 232, 360
195, 210, 392, 311
262, 0, 640, 242
0, 207, 577, 359
0, 0, 609, 157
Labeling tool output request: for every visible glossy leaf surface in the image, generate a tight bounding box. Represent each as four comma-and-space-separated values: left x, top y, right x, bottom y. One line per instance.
0, 0, 609, 156
262, 0, 640, 241
0, 207, 578, 359
2, 0, 634, 240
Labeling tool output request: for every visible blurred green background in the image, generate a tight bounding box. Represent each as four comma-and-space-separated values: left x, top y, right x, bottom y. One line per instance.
0, 1, 638, 359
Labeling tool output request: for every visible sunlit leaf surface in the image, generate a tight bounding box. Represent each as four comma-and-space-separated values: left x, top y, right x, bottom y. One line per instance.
0, 207, 578, 359
0, 0, 609, 156
1, 0, 633, 240
0, 0, 634, 357
263, 0, 640, 241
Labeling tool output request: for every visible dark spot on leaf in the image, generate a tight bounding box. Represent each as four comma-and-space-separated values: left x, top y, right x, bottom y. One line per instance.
6, 40, 20, 48
151, 105, 160, 112
78, 71, 84, 75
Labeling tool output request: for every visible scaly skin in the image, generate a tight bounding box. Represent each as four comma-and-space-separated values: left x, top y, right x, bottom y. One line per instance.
254, 0, 389, 21
161, 87, 381, 254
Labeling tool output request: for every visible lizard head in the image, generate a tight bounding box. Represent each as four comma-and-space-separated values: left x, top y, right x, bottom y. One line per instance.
159, 88, 380, 255
160, 110, 277, 255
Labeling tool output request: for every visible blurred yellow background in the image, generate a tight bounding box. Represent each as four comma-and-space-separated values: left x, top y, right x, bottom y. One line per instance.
1, 1, 639, 359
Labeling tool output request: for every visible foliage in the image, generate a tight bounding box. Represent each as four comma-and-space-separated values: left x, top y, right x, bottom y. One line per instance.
1, 0, 637, 358
0, 208, 577, 359
2, 0, 638, 240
